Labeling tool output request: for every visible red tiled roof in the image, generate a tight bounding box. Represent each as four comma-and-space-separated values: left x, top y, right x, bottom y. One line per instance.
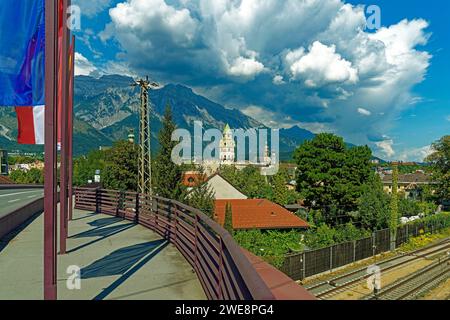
0, 176, 14, 184
182, 171, 206, 187
215, 199, 309, 230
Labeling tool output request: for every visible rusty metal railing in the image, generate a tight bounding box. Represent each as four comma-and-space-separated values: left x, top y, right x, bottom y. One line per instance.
74, 187, 275, 300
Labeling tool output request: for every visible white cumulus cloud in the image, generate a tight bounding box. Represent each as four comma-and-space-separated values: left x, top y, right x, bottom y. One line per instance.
272, 75, 285, 85
289, 41, 358, 87
74, 52, 97, 76
398, 145, 432, 162
227, 56, 265, 79
94, 0, 433, 152
357, 108, 372, 116
376, 139, 395, 158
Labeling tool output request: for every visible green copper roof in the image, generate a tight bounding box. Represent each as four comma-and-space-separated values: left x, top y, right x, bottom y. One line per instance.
223, 124, 231, 132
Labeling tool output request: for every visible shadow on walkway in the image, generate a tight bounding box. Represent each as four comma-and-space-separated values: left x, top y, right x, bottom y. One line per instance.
87, 217, 123, 228
70, 212, 97, 222
79, 240, 169, 300
67, 223, 136, 254
70, 222, 134, 239
0, 212, 42, 253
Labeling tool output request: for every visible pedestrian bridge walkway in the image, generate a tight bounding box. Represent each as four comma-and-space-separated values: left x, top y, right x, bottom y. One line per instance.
0, 208, 206, 300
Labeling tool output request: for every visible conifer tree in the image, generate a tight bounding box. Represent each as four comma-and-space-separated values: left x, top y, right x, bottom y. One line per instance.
188, 166, 216, 218
153, 104, 184, 200
272, 169, 290, 206
389, 164, 399, 250
224, 202, 234, 234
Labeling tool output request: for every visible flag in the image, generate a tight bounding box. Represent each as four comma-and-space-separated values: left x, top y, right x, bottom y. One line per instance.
15, 105, 45, 144
0, 0, 45, 106
0, 0, 45, 144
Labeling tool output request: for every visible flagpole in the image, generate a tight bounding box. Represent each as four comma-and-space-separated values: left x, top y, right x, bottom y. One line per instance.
59, 0, 70, 255
44, 0, 59, 300
68, 35, 75, 222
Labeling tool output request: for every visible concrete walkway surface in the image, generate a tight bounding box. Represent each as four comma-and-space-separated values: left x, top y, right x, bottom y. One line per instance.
0, 207, 206, 300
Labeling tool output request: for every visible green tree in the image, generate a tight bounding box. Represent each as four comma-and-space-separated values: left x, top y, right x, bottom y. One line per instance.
153, 104, 184, 200
224, 202, 233, 234
304, 224, 337, 248
271, 169, 290, 206
9, 169, 43, 184
73, 149, 106, 186
398, 198, 421, 217
390, 164, 399, 250
9, 170, 26, 184
358, 174, 390, 230
27, 168, 44, 184
240, 166, 271, 199
293, 133, 372, 225
102, 140, 139, 191
426, 135, 450, 203
218, 165, 271, 199
188, 167, 215, 218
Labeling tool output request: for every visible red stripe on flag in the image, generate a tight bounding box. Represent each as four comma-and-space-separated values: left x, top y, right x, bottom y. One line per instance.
15, 106, 36, 144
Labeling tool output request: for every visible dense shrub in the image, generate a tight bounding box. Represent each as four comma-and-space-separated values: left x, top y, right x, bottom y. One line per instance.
9, 168, 44, 184
304, 223, 371, 249
399, 198, 422, 217
234, 229, 304, 268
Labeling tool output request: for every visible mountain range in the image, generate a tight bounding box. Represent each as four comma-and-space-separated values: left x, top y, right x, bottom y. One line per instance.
0, 75, 318, 160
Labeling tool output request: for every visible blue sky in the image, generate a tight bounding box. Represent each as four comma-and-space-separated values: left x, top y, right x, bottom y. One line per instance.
72, 0, 449, 161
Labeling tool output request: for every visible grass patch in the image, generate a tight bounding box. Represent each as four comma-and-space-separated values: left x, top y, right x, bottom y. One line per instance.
398, 227, 450, 252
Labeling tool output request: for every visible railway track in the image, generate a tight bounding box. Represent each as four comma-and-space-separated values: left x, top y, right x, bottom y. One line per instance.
304, 238, 450, 299
365, 256, 450, 300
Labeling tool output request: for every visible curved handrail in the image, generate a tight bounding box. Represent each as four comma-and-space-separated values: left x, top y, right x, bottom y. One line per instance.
73, 187, 275, 300
159, 197, 274, 300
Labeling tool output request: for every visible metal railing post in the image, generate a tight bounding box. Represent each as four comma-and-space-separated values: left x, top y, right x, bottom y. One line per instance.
194, 214, 199, 271
218, 236, 224, 300
95, 188, 100, 213
353, 240, 357, 262
302, 253, 306, 280
174, 203, 178, 245
330, 246, 333, 271
135, 193, 140, 223
372, 232, 376, 257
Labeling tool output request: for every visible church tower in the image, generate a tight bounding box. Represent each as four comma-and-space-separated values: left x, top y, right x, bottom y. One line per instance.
220, 124, 235, 164
263, 143, 272, 165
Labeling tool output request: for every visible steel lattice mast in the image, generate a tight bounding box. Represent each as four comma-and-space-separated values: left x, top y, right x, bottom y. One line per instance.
132, 76, 159, 195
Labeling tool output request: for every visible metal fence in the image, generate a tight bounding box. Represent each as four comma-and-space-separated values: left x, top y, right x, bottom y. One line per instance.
281, 217, 450, 281
74, 187, 275, 300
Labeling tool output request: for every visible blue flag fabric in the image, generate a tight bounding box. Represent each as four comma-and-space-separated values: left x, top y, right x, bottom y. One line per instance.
0, 0, 45, 106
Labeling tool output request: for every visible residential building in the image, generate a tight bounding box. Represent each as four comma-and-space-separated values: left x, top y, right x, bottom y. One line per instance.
184, 172, 248, 200
207, 173, 247, 200
182, 171, 206, 188
215, 199, 309, 230
9, 160, 44, 173
382, 172, 435, 200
